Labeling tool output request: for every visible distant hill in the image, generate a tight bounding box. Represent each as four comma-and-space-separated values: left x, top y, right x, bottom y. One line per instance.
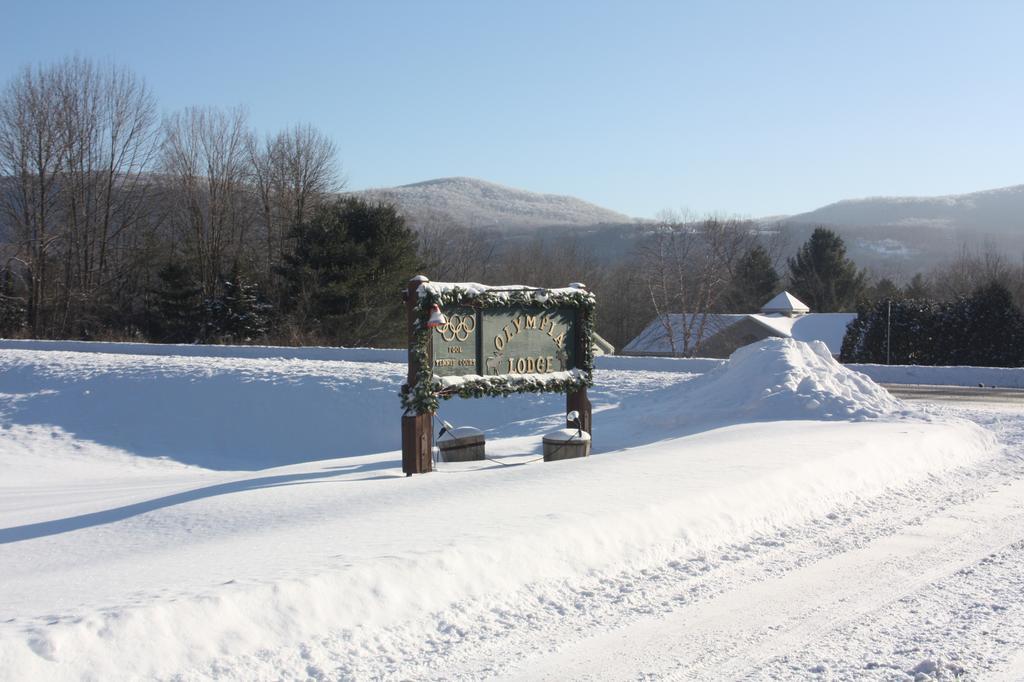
346, 177, 1024, 270
352, 176, 635, 230
782, 184, 1024, 235
776, 184, 1024, 271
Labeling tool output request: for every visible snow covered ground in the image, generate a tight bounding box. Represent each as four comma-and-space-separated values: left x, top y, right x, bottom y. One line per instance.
5, 338, 1023, 388
1, 339, 1022, 680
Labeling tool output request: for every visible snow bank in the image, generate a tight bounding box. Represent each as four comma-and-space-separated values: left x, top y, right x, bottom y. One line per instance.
0, 421, 996, 681
6, 339, 1023, 389
0, 350, 407, 470
0, 338, 405, 363
849, 362, 1024, 389
0, 349, 687, 472
605, 351, 1024, 389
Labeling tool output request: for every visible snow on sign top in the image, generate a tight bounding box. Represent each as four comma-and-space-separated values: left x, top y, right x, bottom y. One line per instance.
760, 291, 810, 315
417, 281, 593, 302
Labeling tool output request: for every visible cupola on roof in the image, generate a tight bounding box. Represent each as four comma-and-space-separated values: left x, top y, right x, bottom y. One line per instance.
760, 291, 810, 316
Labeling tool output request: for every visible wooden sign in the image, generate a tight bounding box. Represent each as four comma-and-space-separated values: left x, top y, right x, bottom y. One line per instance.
432, 305, 577, 378
400, 277, 595, 475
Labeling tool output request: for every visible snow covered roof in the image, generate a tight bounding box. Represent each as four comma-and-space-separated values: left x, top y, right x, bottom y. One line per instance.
622, 312, 856, 356
621, 315, 747, 355
760, 291, 810, 315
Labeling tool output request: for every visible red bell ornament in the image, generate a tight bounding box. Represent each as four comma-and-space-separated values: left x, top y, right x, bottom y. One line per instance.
426, 304, 447, 329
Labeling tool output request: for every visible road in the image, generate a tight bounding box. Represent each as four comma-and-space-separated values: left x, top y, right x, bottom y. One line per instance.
504, 478, 1024, 681
493, 401, 1024, 681
883, 383, 1024, 404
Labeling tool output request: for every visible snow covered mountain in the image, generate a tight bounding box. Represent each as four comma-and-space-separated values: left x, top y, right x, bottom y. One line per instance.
769, 183, 1024, 269
353, 176, 635, 230
344, 176, 1024, 268
782, 184, 1024, 235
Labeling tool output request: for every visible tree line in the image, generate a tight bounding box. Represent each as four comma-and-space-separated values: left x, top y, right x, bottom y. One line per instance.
2, 55, 1022, 364
626, 221, 865, 355
0, 57, 375, 344
841, 282, 1024, 367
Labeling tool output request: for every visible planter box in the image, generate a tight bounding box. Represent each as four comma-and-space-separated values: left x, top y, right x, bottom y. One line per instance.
543, 428, 591, 461
438, 426, 485, 462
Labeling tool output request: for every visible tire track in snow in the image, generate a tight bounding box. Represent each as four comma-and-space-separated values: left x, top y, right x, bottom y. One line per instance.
498, 476, 1024, 681
490, 405, 1024, 682
756, 537, 1024, 680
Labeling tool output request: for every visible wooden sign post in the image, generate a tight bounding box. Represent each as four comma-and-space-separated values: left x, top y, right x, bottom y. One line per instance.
401, 276, 433, 475
401, 276, 596, 475
567, 294, 593, 436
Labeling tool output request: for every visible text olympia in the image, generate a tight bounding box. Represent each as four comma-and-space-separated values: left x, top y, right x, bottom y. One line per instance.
492, 312, 568, 350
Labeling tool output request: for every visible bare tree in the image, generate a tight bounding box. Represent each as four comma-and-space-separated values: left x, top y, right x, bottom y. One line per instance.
495, 231, 607, 291
273, 123, 342, 225
247, 123, 341, 278
51, 57, 159, 332
0, 65, 63, 334
636, 214, 756, 355
161, 106, 254, 296
930, 243, 1024, 306
594, 260, 654, 351
415, 209, 496, 282
0, 54, 355, 342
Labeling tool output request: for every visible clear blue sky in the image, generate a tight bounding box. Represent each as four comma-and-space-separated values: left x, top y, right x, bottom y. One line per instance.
2, 0, 1022, 219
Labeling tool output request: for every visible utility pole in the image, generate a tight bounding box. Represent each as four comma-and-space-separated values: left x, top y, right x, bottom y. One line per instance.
886, 299, 892, 365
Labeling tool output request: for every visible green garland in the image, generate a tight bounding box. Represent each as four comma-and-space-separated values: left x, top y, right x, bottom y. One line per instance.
400, 285, 596, 413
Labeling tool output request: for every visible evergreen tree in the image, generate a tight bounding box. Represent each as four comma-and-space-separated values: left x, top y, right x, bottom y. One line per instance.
955, 282, 1024, 367
278, 197, 420, 345
903, 273, 931, 300
787, 227, 866, 312
865, 277, 900, 303
840, 281, 1024, 367
0, 269, 27, 337
725, 245, 779, 311
151, 262, 203, 343
205, 267, 271, 343
840, 298, 941, 364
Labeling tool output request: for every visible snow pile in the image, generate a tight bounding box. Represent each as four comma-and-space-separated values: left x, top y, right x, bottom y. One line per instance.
630, 338, 909, 433
690, 337, 905, 420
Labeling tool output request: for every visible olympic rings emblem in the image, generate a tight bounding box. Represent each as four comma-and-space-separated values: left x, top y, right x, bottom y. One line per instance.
438, 313, 476, 342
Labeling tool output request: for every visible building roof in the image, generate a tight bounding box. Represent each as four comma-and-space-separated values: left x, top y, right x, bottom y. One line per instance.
621, 314, 746, 355
760, 291, 810, 315
622, 312, 856, 356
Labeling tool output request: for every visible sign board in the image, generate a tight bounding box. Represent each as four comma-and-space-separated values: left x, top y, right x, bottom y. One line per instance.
432, 305, 577, 378
401, 277, 595, 475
